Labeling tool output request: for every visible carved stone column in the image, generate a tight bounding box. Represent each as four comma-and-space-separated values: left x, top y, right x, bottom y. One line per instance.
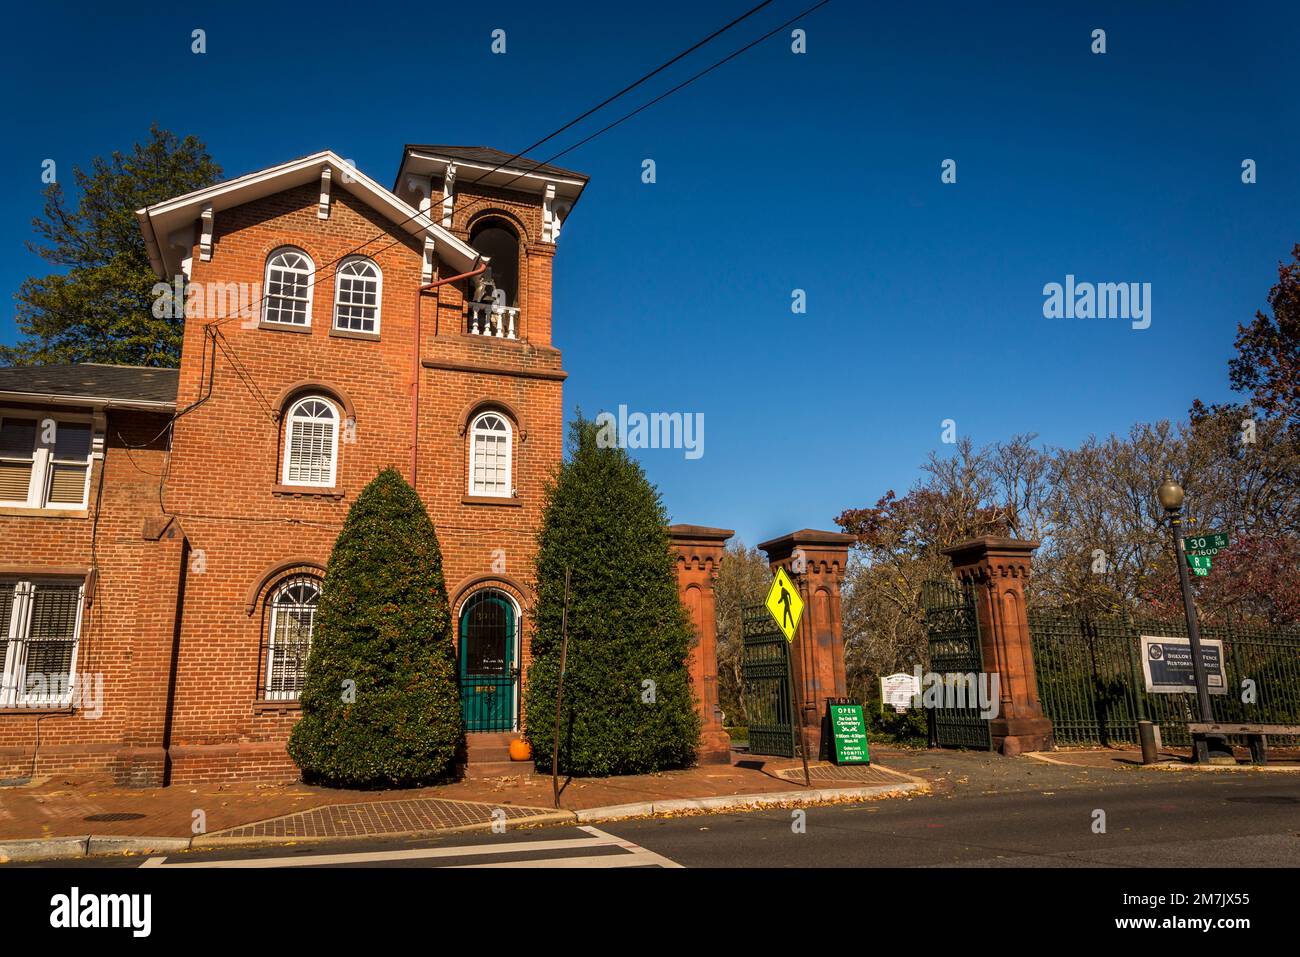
941, 536, 1054, 755
667, 525, 733, 764
758, 529, 854, 759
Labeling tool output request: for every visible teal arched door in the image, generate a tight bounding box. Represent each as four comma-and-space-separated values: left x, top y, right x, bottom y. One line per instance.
459, 590, 517, 732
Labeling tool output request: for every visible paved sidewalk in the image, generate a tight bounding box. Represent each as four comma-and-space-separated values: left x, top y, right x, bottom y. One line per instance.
1026, 745, 1300, 772
0, 751, 919, 849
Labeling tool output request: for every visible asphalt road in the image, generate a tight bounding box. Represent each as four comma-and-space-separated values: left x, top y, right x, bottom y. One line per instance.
18, 770, 1300, 868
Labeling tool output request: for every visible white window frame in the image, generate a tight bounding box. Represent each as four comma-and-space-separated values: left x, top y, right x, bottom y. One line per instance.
262, 247, 315, 327
468, 412, 513, 498
0, 413, 94, 511
333, 256, 382, 334
0, 578, 84, 709
281, 396, 339, 487
264, 577, 319, 701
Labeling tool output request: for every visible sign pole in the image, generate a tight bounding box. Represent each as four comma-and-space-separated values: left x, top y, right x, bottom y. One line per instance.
764, 566, 810, 787
551, 567, 571, 809
788, 646, 811, 788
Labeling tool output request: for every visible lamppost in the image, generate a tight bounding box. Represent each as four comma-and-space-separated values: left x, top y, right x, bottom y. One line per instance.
1156, 479, 1230, 762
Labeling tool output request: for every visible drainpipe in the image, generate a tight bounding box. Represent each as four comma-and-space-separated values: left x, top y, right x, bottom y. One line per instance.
412, 261, 486, 486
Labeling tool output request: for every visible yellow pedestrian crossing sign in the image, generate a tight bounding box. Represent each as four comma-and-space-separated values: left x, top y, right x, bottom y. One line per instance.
764, 567, 804, 642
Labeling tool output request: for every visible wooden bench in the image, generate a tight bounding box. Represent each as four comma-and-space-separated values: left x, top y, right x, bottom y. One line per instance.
1187, 722, 1300, 765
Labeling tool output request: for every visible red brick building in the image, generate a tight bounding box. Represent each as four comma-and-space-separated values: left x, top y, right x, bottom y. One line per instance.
0, 146, 589, 785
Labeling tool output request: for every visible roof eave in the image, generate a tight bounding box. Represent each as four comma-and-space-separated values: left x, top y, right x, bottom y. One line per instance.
0, 390, 176, 412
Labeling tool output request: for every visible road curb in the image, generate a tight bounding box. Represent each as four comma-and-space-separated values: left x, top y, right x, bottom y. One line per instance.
573, 782, 924, 822
0, 835, 193, 864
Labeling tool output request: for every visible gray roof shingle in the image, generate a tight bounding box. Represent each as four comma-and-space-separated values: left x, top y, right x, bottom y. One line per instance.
0, 363, 179, 407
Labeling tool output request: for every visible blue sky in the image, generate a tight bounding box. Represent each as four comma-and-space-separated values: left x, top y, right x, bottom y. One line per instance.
1, 2, 1296, 546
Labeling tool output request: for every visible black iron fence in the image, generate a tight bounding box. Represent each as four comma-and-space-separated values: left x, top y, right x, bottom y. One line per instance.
740, 606, 796, 757
1029, 611, 1300, 747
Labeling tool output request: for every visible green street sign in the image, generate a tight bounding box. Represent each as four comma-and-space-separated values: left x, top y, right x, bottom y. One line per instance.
1187, 553, 1212, 576
1183, 532, 1230, 557
828, 702, 870, 765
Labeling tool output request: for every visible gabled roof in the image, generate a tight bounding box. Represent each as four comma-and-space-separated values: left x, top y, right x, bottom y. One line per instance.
401, 145, 589, 184
137, 150, 482, 281
0, 364, 179, 410
397, 145, 588, 212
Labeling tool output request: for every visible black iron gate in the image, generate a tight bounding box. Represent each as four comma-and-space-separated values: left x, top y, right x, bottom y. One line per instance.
740, 605, 796, 757
921, 579, 992, 750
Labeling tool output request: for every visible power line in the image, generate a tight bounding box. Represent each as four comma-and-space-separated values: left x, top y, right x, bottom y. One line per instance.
493, 0, 833, 193
455, 0, 776, 191
206, 0, 776, 332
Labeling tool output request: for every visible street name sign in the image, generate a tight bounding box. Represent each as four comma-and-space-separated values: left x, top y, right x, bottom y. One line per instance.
764, 567, 804, 642
1182, 532, 1230, 557
1140, 635, 1227, 694
828, 702, 870, 765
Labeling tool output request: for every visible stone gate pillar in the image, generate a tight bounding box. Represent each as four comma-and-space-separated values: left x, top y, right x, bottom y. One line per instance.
941, 536, 1053, 755
668, 525, 733, 764
758, 529, 854, 759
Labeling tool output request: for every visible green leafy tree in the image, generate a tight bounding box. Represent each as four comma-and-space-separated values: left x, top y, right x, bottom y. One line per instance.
525, 418, 700, 775
2, 124, 222, 367
1228, 243, 1300, 424
288, 468, 462, 788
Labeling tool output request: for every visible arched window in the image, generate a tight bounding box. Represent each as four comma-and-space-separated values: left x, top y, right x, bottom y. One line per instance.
264, 576, 319, 700
333, 256, 382, 333
469, 223, 519, 307
263, 248, 315, 326
282, 396, 338, 486
468, 412, 512, 497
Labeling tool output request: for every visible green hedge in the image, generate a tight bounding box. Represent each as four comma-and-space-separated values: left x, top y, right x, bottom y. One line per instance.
288, 468, 462, 787
524, 418, 701, 775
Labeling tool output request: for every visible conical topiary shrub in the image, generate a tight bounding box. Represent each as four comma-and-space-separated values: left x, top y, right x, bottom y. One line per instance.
287, 467, 462, 787
524, 417, 701, 775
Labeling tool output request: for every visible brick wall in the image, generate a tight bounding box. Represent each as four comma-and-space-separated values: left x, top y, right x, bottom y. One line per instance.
1, 170, 568, 787
160, 179, 563, 784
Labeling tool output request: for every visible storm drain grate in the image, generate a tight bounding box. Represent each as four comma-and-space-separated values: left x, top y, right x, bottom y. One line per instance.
84, 812, 148, 822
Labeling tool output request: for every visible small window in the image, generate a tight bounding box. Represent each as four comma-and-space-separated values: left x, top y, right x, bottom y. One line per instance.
263, 248, 314, 326
0, 418, 37, 504
0, 578, 84, 708
469, 412, 512, 497
0, 417, 92, 509
333, 257, 381, 334
282, 397, 338, 487
262, 576, 319, 701
47, 423, 92, 506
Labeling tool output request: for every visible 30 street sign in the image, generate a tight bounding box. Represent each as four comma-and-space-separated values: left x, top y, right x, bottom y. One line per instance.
1183, 532, 1230, 557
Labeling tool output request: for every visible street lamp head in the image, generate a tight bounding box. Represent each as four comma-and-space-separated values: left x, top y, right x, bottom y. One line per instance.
1157, 479, 1185, 512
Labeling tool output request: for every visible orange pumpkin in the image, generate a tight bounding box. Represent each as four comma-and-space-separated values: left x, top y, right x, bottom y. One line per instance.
509, 739, 532, 761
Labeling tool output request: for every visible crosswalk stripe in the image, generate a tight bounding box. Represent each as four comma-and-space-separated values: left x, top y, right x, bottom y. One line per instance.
137, 827, 679, 868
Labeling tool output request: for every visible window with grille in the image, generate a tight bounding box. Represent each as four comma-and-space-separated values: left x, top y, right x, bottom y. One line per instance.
263, 248, 314, 326
282, 397, 337, 486
0, 578, 84, 708
261, 577, 319, 701
0, 416, 92, 509
333, 257, 381, 333
468, 412, 512, 497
